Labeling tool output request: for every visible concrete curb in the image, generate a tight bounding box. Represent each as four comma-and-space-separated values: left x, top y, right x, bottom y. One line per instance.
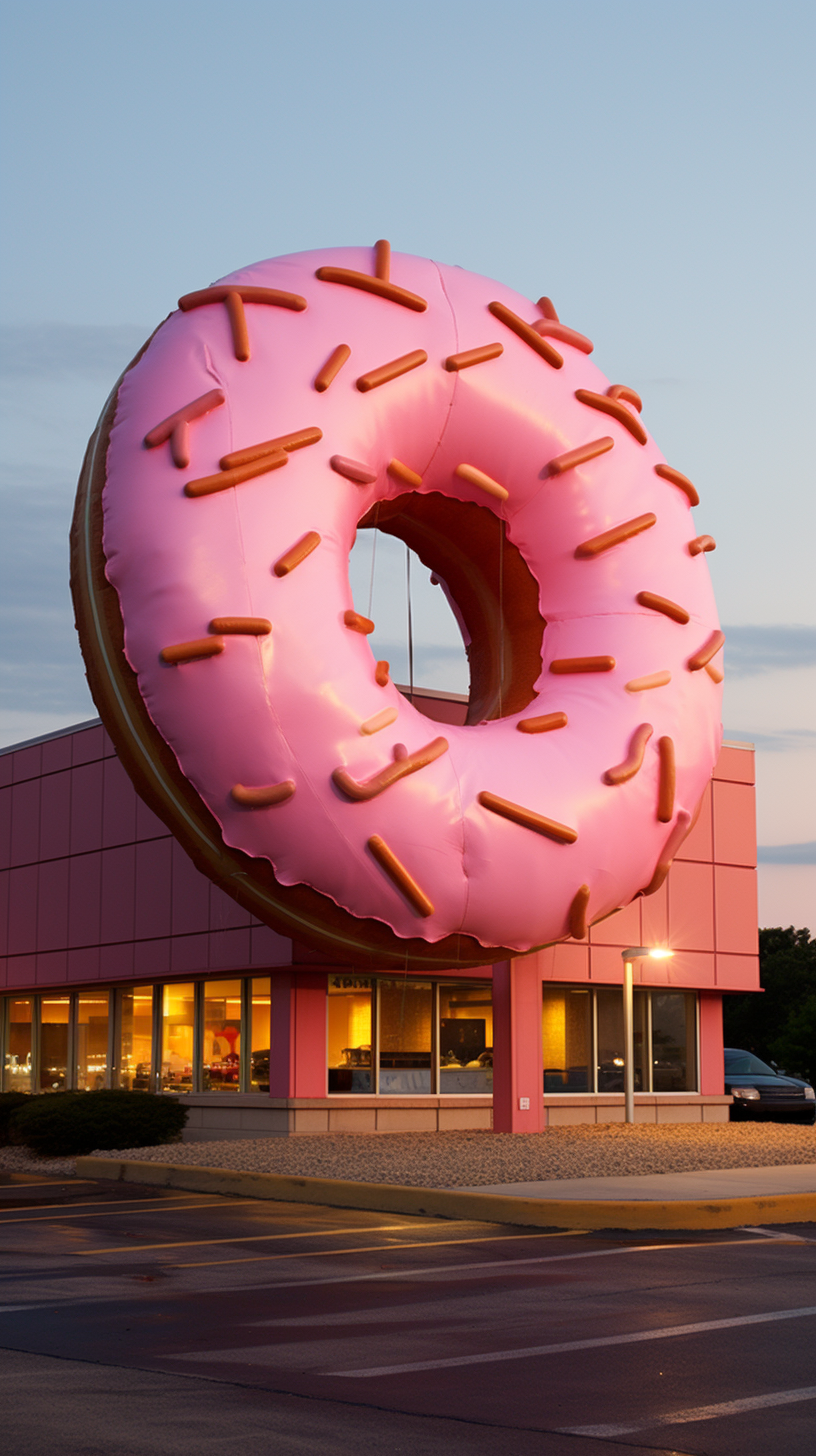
75, 1156, 816, 1230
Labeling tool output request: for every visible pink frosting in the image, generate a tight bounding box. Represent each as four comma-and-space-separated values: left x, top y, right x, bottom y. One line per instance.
102, 248, 722, 952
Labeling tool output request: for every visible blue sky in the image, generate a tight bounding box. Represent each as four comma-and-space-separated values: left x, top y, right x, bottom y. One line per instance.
0, 0, 813, 927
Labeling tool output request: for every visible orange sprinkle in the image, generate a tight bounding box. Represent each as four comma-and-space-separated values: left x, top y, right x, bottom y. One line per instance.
345, 610, 375, 634
687, 629, 725, 671
517, 711, 568, 734
575, 513, 657, 559
387, 459, 422, 489
657, 736, 675, 822
477, 791, 578, 844
549, 656, 615, 674
171, 420, 190, 468
603, 723, 654, 786
224, 290, 250, 361
314, 344, 351, 393
574, 389, 647, 445
635, 591, 690, 625
273, 531, 321, 578
178, 285, 307, 312
455, 463, 509, 502
208, 617, 271, 635
547, 437, 614, 477
360, 707, 399, 736
705, 662, 724, 684
160, 637, 224, 665
532, 319, 594, 354
536, 297, 560, 321
367, 834, 434, 917
185, 452, 288, 498
625, 670, 672, 693
689, 535, 716, 556
607, 384, 642, 412
568, 884, 591, 939
221, 427, 322, 471
444, 343, 504, 371
375, 660, 390, 686
315, 266, 427, 312
488, 301, 563, 368
331, 455, 378, 485
356, 349, 427, 392
231, 781, 295, 807
640, 809, 692, 897
144, 388, 226, 467
333, 737, 448, 801
374, 239, 391, 280
655, 463, 699, 507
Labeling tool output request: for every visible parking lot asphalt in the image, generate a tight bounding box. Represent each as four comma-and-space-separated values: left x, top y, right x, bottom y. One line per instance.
1, 1175, 815, 1455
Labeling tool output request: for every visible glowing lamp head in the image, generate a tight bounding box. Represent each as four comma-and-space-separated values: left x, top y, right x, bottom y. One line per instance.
622, 946, 674, 962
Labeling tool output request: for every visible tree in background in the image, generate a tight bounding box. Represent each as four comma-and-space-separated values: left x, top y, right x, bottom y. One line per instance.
723, 928, 816, 1082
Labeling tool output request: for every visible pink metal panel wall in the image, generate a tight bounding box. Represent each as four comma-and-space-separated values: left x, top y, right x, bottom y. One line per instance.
0, 723, 759, 1000
0, 720, 292, 991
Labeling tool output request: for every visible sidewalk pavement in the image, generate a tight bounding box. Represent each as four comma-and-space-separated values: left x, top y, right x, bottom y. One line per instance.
457, 1163, 816, 1203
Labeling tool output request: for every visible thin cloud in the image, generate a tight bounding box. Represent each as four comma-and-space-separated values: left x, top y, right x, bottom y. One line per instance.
0, 323, 149, 379
758, 843, 816, 865
722, 625, 816, 677
724, 729, 816, 752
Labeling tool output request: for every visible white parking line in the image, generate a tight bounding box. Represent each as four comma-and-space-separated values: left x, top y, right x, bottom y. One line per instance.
560, 1384, 816, 1437
740, 1225, 813, 1243
327, 1304, 816, 1377
240, 1235, 766, 1296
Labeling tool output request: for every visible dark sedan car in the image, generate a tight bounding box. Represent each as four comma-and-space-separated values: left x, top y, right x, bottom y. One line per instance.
724, 1048, 816, 1124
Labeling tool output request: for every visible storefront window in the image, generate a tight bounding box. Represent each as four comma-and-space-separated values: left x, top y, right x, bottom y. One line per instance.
328, 978, 372, 1093
651, 992, 697, 1091
115, 986, 154, 1090
542, 987, 591, 1093
40, 996, 70, 1091
3, 998, 32, 1092
76, 993, 110, 1090
439, 984, 493, 1093
161, 983, 195, 1091
596, 989, 647, 1093
203, 980, 242, 1091
250, 978, 271, 1091
379, 980, 432, 1094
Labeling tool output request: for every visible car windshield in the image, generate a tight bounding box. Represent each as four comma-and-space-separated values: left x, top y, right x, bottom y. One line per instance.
724, 1050, 777, 1077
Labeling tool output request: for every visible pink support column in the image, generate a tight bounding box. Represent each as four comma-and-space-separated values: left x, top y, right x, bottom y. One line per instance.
699, 992, 725, 1095
269, 970, 327, 1098
492, 959, 544, 1133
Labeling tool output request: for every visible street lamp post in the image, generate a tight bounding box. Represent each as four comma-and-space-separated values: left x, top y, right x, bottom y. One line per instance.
620, 947, 673, 1124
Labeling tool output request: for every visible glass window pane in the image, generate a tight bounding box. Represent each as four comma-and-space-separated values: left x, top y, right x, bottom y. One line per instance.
250, 978, 271, 1091
542, 987, 591, 1092
116, 986, 154, 1090
161, 983, 194, 1092
4, 998, 32, 1092
379, 980, 432, 1094
40, 996, 70, 1091
651, 992, 697, 1091
76, 993, 110, 1090
203, 980, 242, 1092
597, 989, 647, 1092
439, 984, 493, 1093
328, 977, 372, 1093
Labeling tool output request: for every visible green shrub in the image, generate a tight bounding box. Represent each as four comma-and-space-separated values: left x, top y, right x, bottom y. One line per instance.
0, 1092, 30, 1145
9, 1090, 187, 1159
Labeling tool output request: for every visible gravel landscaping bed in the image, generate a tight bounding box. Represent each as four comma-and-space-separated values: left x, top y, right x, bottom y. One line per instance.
5, 1122, 812, 1187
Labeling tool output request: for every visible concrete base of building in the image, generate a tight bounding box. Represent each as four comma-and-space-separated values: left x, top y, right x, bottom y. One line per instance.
176, 1094, 730, 1140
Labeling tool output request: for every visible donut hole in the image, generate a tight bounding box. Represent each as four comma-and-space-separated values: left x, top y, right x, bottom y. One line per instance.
357, 492, 544, 725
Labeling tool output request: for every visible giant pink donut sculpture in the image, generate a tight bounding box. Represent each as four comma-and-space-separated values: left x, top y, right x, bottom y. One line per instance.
71, 244, 723, 969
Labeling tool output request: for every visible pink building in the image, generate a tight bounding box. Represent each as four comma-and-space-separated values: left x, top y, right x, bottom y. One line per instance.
0, 691, 759, 1137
